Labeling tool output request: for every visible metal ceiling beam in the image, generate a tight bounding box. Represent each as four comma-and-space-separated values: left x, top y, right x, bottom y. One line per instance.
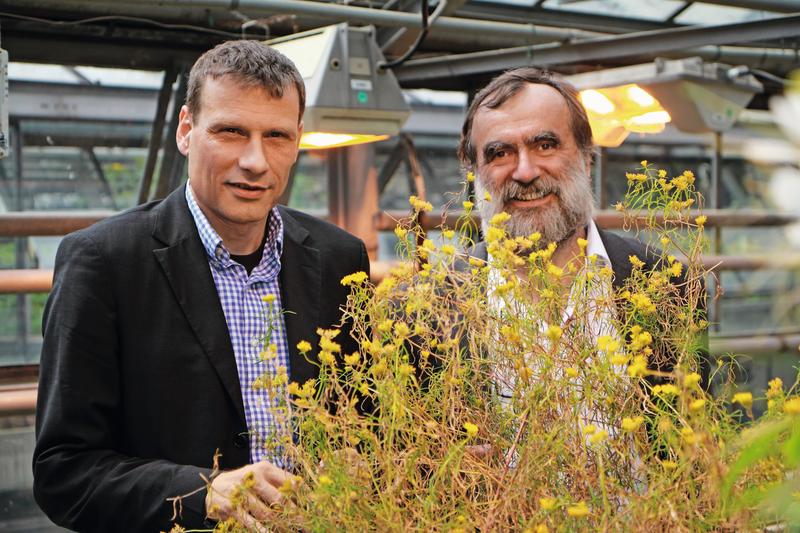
458, 1, 675, 34
695, 0, 800, 12
9, 81, 158, 122
76, 0, 599, 43
395, 14, 800, 83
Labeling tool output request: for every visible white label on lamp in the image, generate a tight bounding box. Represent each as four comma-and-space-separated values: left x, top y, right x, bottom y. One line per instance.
351, 79, 373, 91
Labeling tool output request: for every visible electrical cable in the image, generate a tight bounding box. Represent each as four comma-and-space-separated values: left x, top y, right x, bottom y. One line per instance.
0, 11, 266, 40
378, 0, 447, 70
727, 64, 792, 86
751, 67, 792, 86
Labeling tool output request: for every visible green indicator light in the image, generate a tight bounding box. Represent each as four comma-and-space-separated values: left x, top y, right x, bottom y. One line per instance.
357, 91, 369, 104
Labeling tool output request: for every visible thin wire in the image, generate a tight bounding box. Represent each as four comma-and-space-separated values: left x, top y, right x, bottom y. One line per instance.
0, 11, 264, 39
379, 0, 448, 70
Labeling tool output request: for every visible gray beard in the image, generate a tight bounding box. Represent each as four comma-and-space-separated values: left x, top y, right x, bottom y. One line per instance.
474, 161, 595, 248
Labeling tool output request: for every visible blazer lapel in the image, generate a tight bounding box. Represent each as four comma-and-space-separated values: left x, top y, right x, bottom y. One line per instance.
597, 228, 635, 291
278, 207, 322, 386
151, 186, 245, 422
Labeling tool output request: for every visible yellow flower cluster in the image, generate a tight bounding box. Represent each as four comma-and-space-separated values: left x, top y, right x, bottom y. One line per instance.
567, 501, 590, 517
621, 416, 644, 432
409, 195, 433, 212
671, 170, 695, 191
629, 292, 656, 314
317, 328, 341, 367
653, 384, 679, 397
287, 379, 316, 398
784, 397, 800, 415
628, 326, 653, 351
340, 271, 369, 286
629, 255, 645, 269
463, 422, 479, 438
732, 392, 753, 409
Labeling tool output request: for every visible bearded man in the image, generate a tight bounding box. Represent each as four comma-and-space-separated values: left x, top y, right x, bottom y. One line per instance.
457, 67, 708, 391
460, 67, 616, 286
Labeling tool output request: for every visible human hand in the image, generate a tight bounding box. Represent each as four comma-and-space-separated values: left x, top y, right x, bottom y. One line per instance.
205, 461, 293, 531
465, 443, 493, 460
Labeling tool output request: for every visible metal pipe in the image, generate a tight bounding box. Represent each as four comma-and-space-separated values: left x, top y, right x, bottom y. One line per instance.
0, 208, 795, 239
376, 209, 799, 231
710, 333, 800, 355
0, 211, 113, 236
0, 384, 37, 416
0, 270, 54, 294
0, 247, 797, 297
78, 0, 598, 42
395, 14, 800, 82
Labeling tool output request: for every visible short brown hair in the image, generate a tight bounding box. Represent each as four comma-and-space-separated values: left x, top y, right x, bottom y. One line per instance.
458, 68, 593, 168
185, 40, 306, 121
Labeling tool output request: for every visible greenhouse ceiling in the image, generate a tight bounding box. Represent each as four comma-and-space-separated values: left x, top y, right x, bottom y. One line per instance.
1, 0, 798, 96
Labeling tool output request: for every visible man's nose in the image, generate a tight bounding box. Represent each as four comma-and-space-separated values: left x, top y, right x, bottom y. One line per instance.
239, 137, 270, 175
511, 149, 541, 184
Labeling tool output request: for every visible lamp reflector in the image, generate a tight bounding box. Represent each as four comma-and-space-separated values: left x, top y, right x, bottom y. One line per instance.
580, 90, 615, 115
627, 85, 656, 108
300, 132, 389, 150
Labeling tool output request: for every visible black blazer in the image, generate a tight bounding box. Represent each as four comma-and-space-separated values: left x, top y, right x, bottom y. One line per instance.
33, 184, 368, 532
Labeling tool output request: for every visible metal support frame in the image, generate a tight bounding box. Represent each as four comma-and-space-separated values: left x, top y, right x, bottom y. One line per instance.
277, 162, 298, 206
11, 120, 29, 360
84, 148, 117, 210
710, 131, 723, 332
152, 67, 188, 201
667, 2, 694, 23
327, 144, 380, 259
396, 14, 800, 83
376, 139, 408, 195
594, 147, 608, 209
139, 65, 179, 205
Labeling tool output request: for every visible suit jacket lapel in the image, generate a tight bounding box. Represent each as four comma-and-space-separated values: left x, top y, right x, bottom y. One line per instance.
151, 185, 245, 422
277, 206, 322, 386
597, 228, 635, 290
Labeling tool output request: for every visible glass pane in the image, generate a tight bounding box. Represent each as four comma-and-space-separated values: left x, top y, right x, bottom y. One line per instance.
541, 0, 685, 21
674, 2, 772, 25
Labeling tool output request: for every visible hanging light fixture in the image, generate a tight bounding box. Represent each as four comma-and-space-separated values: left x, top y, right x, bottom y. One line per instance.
568, 57, 762, 147
267, 24, 410, 150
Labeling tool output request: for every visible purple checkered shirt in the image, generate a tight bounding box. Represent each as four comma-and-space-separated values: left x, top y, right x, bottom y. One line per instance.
185, 183, 291, 467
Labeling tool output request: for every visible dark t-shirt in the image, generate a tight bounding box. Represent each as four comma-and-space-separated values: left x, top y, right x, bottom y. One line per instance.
231, 228, 268, 275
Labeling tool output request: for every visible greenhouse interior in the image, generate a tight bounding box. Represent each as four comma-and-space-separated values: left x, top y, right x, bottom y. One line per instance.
1, 0, 800, 531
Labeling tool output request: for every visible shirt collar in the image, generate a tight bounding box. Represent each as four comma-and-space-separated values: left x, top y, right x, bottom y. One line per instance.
185, 181, 284, 268
585, 219, 611, 267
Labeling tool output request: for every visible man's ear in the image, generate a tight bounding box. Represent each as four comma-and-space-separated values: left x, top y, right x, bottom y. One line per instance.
176, 105, 192, 156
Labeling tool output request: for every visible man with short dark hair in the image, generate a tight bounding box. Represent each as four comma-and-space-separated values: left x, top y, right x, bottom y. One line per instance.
33, 40, 368, 532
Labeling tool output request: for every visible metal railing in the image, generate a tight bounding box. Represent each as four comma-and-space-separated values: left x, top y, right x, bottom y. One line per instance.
1, 208, 799, 415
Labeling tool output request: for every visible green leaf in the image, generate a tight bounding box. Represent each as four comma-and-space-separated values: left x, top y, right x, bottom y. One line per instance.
722, 418, 791, 503
783, 420, 800, 468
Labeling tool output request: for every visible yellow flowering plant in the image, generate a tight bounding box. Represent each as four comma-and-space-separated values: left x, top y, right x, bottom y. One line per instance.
190, 164, 800, 532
